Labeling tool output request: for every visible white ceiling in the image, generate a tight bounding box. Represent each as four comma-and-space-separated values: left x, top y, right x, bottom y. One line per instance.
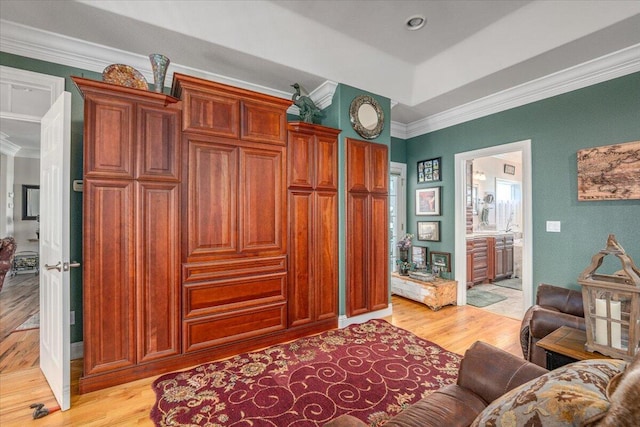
1, 0, 639, 151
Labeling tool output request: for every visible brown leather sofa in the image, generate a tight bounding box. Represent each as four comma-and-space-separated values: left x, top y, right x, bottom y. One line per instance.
520, 283, 585, 367
324, 341, 548, 427
0, 236, 17, 292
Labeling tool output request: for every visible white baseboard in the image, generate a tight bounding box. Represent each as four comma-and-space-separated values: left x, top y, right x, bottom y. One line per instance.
70, 341, 83, 360
338, 304, 393, 329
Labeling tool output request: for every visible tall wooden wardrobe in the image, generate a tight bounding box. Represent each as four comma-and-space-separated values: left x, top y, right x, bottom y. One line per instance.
345, 138, 389, 317
74, 74, 341, 392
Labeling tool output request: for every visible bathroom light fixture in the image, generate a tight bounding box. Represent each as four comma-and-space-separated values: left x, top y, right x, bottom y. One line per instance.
474, 171, 487, 181
406, 15, 426, 31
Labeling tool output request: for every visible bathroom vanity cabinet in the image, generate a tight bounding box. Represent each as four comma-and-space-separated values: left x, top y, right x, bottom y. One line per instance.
467, 234, 514, 286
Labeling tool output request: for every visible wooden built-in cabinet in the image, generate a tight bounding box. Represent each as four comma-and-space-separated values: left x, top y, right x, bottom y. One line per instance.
467, 234, 514, 287
75, 74, 345, 392
287, 122, 340, 328
174, 74, 291, 353
488, 234, 514, 281
346, 138, 389, 317
466, 237, 489, 287
74, 77, 182, 391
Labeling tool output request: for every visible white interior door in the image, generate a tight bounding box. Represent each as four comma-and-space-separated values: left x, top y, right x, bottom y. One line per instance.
39, 91, 72, 411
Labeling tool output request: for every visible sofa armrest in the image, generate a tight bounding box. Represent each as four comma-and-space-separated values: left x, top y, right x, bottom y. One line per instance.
529, 306, 585, 339
536, 283, 584, 317
323, 415, 367, 427
457, 341, 548, 404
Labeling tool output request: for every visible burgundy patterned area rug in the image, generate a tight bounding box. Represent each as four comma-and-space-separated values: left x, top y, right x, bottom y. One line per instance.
150, 319, 461, 427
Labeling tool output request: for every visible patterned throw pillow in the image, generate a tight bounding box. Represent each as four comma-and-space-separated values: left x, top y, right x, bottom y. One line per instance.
471, 359, 627, 427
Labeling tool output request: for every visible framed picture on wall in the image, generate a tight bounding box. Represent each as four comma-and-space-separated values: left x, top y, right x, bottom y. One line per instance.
430, 251, 451, 273
417, 157, 441, 183
417, 221, 440, 241
412, 246, 427, 268
416, 187, 441, 215
504, 164, 516, 175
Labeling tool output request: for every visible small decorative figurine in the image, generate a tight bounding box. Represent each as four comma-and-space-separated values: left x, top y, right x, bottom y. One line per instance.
291, 83, 322, 123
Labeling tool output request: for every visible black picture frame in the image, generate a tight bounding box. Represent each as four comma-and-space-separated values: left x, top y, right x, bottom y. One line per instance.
21, 184, 40, 221
504, 164, 516, 175
417, 157, 442, 183
430, 251, 451, 273
417, 221, 440, 241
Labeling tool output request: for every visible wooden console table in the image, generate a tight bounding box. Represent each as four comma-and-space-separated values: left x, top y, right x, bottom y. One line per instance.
391, 273, 457, 311
536, 326, 612, 370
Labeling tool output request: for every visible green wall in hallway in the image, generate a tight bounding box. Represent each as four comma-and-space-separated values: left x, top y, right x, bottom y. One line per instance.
404, 72, 640, 292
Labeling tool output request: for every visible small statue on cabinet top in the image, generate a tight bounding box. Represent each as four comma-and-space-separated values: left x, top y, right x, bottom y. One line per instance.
291, 83, 322, 123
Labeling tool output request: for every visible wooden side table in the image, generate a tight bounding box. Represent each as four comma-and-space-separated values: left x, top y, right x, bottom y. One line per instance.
536, 326, 612, 370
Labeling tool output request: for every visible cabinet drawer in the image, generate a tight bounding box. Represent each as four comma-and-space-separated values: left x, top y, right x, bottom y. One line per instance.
183, 303, 286, 352
183, 255, 286, 283
184, 273, 286, 318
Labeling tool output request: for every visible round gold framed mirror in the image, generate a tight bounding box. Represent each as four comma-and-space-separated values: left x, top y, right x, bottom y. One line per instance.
349, 95, 384, 139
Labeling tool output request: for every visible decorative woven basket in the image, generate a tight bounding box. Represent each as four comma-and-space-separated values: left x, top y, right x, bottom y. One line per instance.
578, 235, 640, 361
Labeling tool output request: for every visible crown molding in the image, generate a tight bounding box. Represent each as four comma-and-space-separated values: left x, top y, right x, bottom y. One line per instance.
1, 20, 337, 119
0, 20, 295, 100
0, 134, 21, 156
397, 43, 640, 140
3, 20, 637, 142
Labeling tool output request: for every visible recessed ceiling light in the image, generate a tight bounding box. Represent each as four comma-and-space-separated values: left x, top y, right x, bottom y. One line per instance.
406, 15, 426, 31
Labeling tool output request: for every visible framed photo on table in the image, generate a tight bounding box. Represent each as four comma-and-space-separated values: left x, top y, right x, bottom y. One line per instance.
417, 221, 440, 241
416, 187, 441, 216
430, 251, 451, 273
412, 246, 427, 268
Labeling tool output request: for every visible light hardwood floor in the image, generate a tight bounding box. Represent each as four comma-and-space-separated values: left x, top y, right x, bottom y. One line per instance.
0, 295, 523, 426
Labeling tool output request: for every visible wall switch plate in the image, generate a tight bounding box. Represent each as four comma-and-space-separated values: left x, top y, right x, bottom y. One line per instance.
70, 311, 75, 325
73, 180, 83, 192
546, 221, 561, 232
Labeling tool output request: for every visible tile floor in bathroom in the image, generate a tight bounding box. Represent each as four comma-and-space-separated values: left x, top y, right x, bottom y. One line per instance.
472, 280, 525, 320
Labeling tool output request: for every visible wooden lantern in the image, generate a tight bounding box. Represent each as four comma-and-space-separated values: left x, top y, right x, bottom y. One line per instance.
578, 235, 640, 361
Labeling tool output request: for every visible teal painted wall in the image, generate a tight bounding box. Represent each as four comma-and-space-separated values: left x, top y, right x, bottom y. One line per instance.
0, 52, 102, 343
323, 84, 391, 316
406, 72, 640, 291
390, 137, 407, 163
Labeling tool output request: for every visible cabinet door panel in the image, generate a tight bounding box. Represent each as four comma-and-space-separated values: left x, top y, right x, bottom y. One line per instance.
136, 182, 181, 362
346, 139, 369, 192
346, 193, 369, 316
315, 192, 338, 320
85, 96, 134, 178
369, 194, 389, 311
316, 135, 338, 190
369, 144, 389, 194
288, 191, 313, 326
288, 131, 314, 188
137, 104, 180, 181
187, 140, 238, 258
239, 147, 285, 253
241, 101, 287, 145
83, 179, 135, 374
182, 89, 239, 138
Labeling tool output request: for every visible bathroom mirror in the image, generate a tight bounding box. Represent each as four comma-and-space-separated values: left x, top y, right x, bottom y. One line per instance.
349, 95, 384, 139
22, 184, 40, 220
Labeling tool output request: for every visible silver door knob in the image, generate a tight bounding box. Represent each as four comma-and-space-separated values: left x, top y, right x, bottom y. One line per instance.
45, 262, 62, 272
63, 261, 81, 271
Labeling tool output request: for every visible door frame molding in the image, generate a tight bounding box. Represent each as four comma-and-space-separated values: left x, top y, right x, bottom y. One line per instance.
454, 139, 533, 313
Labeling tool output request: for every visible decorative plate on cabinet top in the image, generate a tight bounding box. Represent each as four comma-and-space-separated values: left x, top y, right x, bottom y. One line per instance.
102, 64, 148, 90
